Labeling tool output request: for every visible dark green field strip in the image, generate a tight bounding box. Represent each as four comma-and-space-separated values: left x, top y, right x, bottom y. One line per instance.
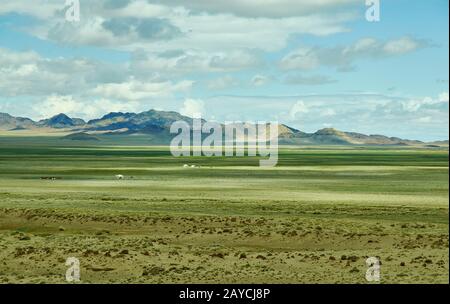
0, 153, 448, 168
0, 147, 170, 157
0, 164, 447, 181
0, 144, 447, 161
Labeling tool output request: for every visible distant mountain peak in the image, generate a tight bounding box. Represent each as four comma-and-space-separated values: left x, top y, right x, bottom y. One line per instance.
0, 112, 36, 130
49, 113, 71, 121
315, 128, 344, 135
39, 113, 85, 129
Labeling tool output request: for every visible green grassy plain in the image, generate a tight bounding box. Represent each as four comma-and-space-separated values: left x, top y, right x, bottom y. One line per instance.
0, 137, 448, 283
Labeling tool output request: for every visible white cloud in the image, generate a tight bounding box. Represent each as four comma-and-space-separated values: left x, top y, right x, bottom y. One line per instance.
152, 0, 359, 18
0, 47, 129, 97
132, 49, 262, 75
401, 94, 447, 112
0, 48, 40, 66
21, 0, 353, 53
0, 49, 67, 96
280, 37, 428, 71
33, 95, 81, 119
280, 47, 320, 70
180, 98, 205, 118
439, 92, 449, 103
107, 1, 173, 19
0, 47, 199, 109
383, 37, 422, 55
1, 0, 357, 83
92, 78, 194, 100
289, 100, 309, 119
0, 0, 62, 19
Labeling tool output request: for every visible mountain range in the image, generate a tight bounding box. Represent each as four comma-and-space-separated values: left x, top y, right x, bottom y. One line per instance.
0, 110, 447, 146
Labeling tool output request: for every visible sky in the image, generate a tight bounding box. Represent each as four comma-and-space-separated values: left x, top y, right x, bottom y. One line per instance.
0, 0, 448, 141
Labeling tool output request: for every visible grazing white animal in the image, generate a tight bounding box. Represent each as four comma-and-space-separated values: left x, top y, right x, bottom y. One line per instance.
115, 174, 124, 180
183, 164, 189, 168
190, 165, 196, 168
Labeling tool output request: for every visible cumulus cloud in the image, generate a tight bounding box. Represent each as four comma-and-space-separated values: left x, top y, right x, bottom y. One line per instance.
439, 92, 449, 102
0, 0, 357, 89
0, 47, 129, 97
148, 0, 359, 18
180, 98, 205, 118
383, 37, 423, 55
289, 100, 309, 119
0, 48, 68, 96
209, 50, 262, 70
102, 17, 182, 41
0, 0, 62, 19
280, 37, 428, 71
400, 94, 448, 113
280, 48, 320, 70
131, 49, 262, 75
33, 95, 82, 119
92, 78, 194, 100
0, 47, 196, 101
14, 0, 353, 53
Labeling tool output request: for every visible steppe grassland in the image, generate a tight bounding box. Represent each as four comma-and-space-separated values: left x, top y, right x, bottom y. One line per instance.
0, 138, 448, 283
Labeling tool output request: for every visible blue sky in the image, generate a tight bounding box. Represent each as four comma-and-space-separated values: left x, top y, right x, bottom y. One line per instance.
0, 0, 448, 141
